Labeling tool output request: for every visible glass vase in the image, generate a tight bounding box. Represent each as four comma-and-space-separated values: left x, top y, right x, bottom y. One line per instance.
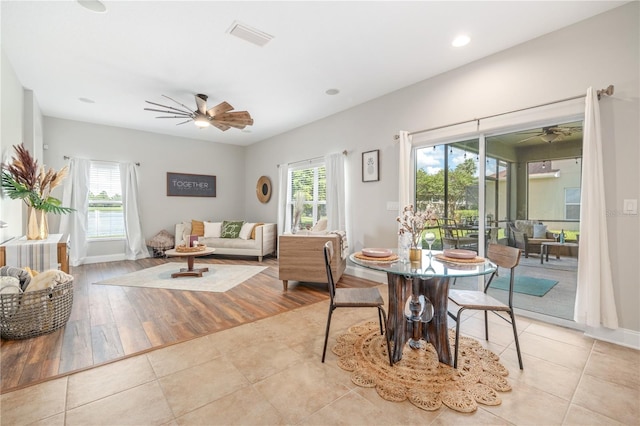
409, 247, 422, 262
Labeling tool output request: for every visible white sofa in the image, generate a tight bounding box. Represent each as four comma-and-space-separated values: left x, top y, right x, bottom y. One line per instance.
175, 221, 277, 262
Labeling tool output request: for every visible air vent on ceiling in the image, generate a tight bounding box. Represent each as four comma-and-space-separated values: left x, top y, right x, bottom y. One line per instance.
227, 21, 273, 47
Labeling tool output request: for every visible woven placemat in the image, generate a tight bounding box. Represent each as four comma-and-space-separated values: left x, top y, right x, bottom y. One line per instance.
354, 252, 399, 262
332, 321, 511, 413
435, 254, 485, 264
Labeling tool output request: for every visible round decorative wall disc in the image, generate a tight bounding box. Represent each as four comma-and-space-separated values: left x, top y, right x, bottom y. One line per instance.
256, 176, 272, 203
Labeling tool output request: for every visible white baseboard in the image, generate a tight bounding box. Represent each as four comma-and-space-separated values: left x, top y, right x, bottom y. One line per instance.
584, 325, 640, 351
74, 254, 126, 266
344, 267, 640, 350
345, 265, 387, 284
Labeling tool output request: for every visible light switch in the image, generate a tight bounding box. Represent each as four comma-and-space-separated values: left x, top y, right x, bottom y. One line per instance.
623, 199, 637, 215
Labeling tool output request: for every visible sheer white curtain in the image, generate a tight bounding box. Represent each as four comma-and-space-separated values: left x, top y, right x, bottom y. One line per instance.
398, 131, 413, 211
276, 163, 289, 238
325, 152, 347, 232
574, 87, 619, 329
120, 162, 149, 260
60, 158, 90, 267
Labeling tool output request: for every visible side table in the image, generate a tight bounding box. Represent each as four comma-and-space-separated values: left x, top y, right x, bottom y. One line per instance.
0, 234, 70, 273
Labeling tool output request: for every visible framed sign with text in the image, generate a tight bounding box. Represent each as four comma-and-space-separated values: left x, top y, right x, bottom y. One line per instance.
167, 172, 216, 197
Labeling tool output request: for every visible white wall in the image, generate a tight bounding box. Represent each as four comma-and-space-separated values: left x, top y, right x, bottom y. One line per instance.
43, 117, 247, 259
245, 3, 640, 333
1, 50, 25, 243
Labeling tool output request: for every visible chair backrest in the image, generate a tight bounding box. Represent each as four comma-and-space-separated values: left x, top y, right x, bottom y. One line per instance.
485, 243, 521, 306
437, 218, 459, 247
323, 241, 336, 303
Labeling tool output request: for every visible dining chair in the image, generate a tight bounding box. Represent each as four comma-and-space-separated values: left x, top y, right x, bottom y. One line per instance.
321, 241, 392, 366
447, 243, 524, 369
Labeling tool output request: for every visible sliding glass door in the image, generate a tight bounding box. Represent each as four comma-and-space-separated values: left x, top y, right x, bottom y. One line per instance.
415, 119, 582, 322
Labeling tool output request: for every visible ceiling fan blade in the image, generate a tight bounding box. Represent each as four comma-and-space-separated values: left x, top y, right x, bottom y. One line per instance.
213, 111, 254, 127
211, 121, 231, 131
155, 115, 193, 119
144, 107, 192, 117
195, 94, 207, 115
175, 120, 192, 126
162, 94, 196, 114
207, 101, 234, 117
145, 100, 192, 115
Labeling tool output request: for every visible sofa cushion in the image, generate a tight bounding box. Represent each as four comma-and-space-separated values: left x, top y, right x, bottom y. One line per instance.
251, 223, 264, 239
533, 224, 548, 238
191, 220, 205, 237
204, 221, 222, 238
311, 218, 327, 232
239, 222, 255, 240
175, 222, 192, 245
221, 220, 244, 238
515, 220, 537, 238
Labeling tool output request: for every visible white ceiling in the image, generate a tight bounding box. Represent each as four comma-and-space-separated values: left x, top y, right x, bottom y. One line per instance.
1, 1, 625, 146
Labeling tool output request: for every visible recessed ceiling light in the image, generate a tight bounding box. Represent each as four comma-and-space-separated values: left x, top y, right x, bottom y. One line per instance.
452, 34, 470, 47
78, 97, 95, 104
325, 89, 340, 96
77, 0, 107, 13
242, 128, 252, 133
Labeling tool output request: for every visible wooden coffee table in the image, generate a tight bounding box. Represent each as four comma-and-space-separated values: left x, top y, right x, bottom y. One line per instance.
164, 247, 216, 278
540, 242, 579, 264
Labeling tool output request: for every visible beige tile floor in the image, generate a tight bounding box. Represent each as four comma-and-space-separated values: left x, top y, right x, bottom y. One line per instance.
1, 286, 639, 426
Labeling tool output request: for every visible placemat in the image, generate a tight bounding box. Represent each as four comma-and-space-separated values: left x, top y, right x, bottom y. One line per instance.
354, 252, 399, 262
435, 254, 485, 264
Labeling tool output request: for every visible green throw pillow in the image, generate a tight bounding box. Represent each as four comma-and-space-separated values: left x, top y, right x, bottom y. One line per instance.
220, 220, 244, 238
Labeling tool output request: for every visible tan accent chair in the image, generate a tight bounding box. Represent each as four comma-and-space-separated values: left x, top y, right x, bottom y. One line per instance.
448, 244, 524, 370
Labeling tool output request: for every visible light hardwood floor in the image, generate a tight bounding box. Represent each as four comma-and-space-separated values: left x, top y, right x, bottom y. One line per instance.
0, 255, 376, 393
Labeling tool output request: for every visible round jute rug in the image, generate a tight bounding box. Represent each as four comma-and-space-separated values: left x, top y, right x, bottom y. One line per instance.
331, 321, 511, 413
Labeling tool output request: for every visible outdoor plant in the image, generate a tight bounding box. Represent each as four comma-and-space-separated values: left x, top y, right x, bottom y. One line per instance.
397, 204, 437, 248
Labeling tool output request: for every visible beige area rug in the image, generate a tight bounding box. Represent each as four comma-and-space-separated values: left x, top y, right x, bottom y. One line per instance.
332, 321, 511, 413
94, 263, 267, 292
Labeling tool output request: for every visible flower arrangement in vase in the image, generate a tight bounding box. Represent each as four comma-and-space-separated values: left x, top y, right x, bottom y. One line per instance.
397, 204, 437, 260
1, 144, 73, 239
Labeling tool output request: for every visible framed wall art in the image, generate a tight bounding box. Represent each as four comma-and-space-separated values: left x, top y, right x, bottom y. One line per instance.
167, 172, 216, 197
362, 149, 379, 182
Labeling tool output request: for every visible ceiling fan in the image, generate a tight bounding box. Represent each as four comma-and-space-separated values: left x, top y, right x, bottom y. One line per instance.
144, 94, 253, 131
517, 125, 582, 143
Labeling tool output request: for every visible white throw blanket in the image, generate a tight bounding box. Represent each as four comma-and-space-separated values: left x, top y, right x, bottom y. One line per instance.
330, 230, 349, 259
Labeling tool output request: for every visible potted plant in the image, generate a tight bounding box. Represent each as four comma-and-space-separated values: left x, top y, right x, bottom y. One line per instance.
1, 144, 73, 239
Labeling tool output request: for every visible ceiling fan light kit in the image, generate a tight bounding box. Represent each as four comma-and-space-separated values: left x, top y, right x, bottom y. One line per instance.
144, 93, 253, 132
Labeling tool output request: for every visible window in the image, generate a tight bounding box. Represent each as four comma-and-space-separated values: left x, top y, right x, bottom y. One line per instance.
565, 187, 581, 220
288, 161, 326, 230
88, 161, 124, 239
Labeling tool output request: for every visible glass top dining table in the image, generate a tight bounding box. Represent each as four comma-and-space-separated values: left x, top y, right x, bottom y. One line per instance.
349, 249, 496, 365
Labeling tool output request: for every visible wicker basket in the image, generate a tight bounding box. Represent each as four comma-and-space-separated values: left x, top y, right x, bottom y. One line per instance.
0, 280, 74, 340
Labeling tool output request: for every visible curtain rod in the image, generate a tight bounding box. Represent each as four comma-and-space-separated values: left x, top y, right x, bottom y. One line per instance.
64, 156, 140, 166
395, 84, 614, 139
278, 150, 348, 168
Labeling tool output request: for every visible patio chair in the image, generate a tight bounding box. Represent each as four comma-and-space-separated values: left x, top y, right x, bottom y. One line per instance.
321, 241, 392, 365
437, 218, 479, 251
447, 243, 524, 369
507, 222, 554, 258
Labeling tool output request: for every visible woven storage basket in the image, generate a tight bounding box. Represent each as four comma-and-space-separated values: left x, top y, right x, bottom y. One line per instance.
0, 280, 74, 340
